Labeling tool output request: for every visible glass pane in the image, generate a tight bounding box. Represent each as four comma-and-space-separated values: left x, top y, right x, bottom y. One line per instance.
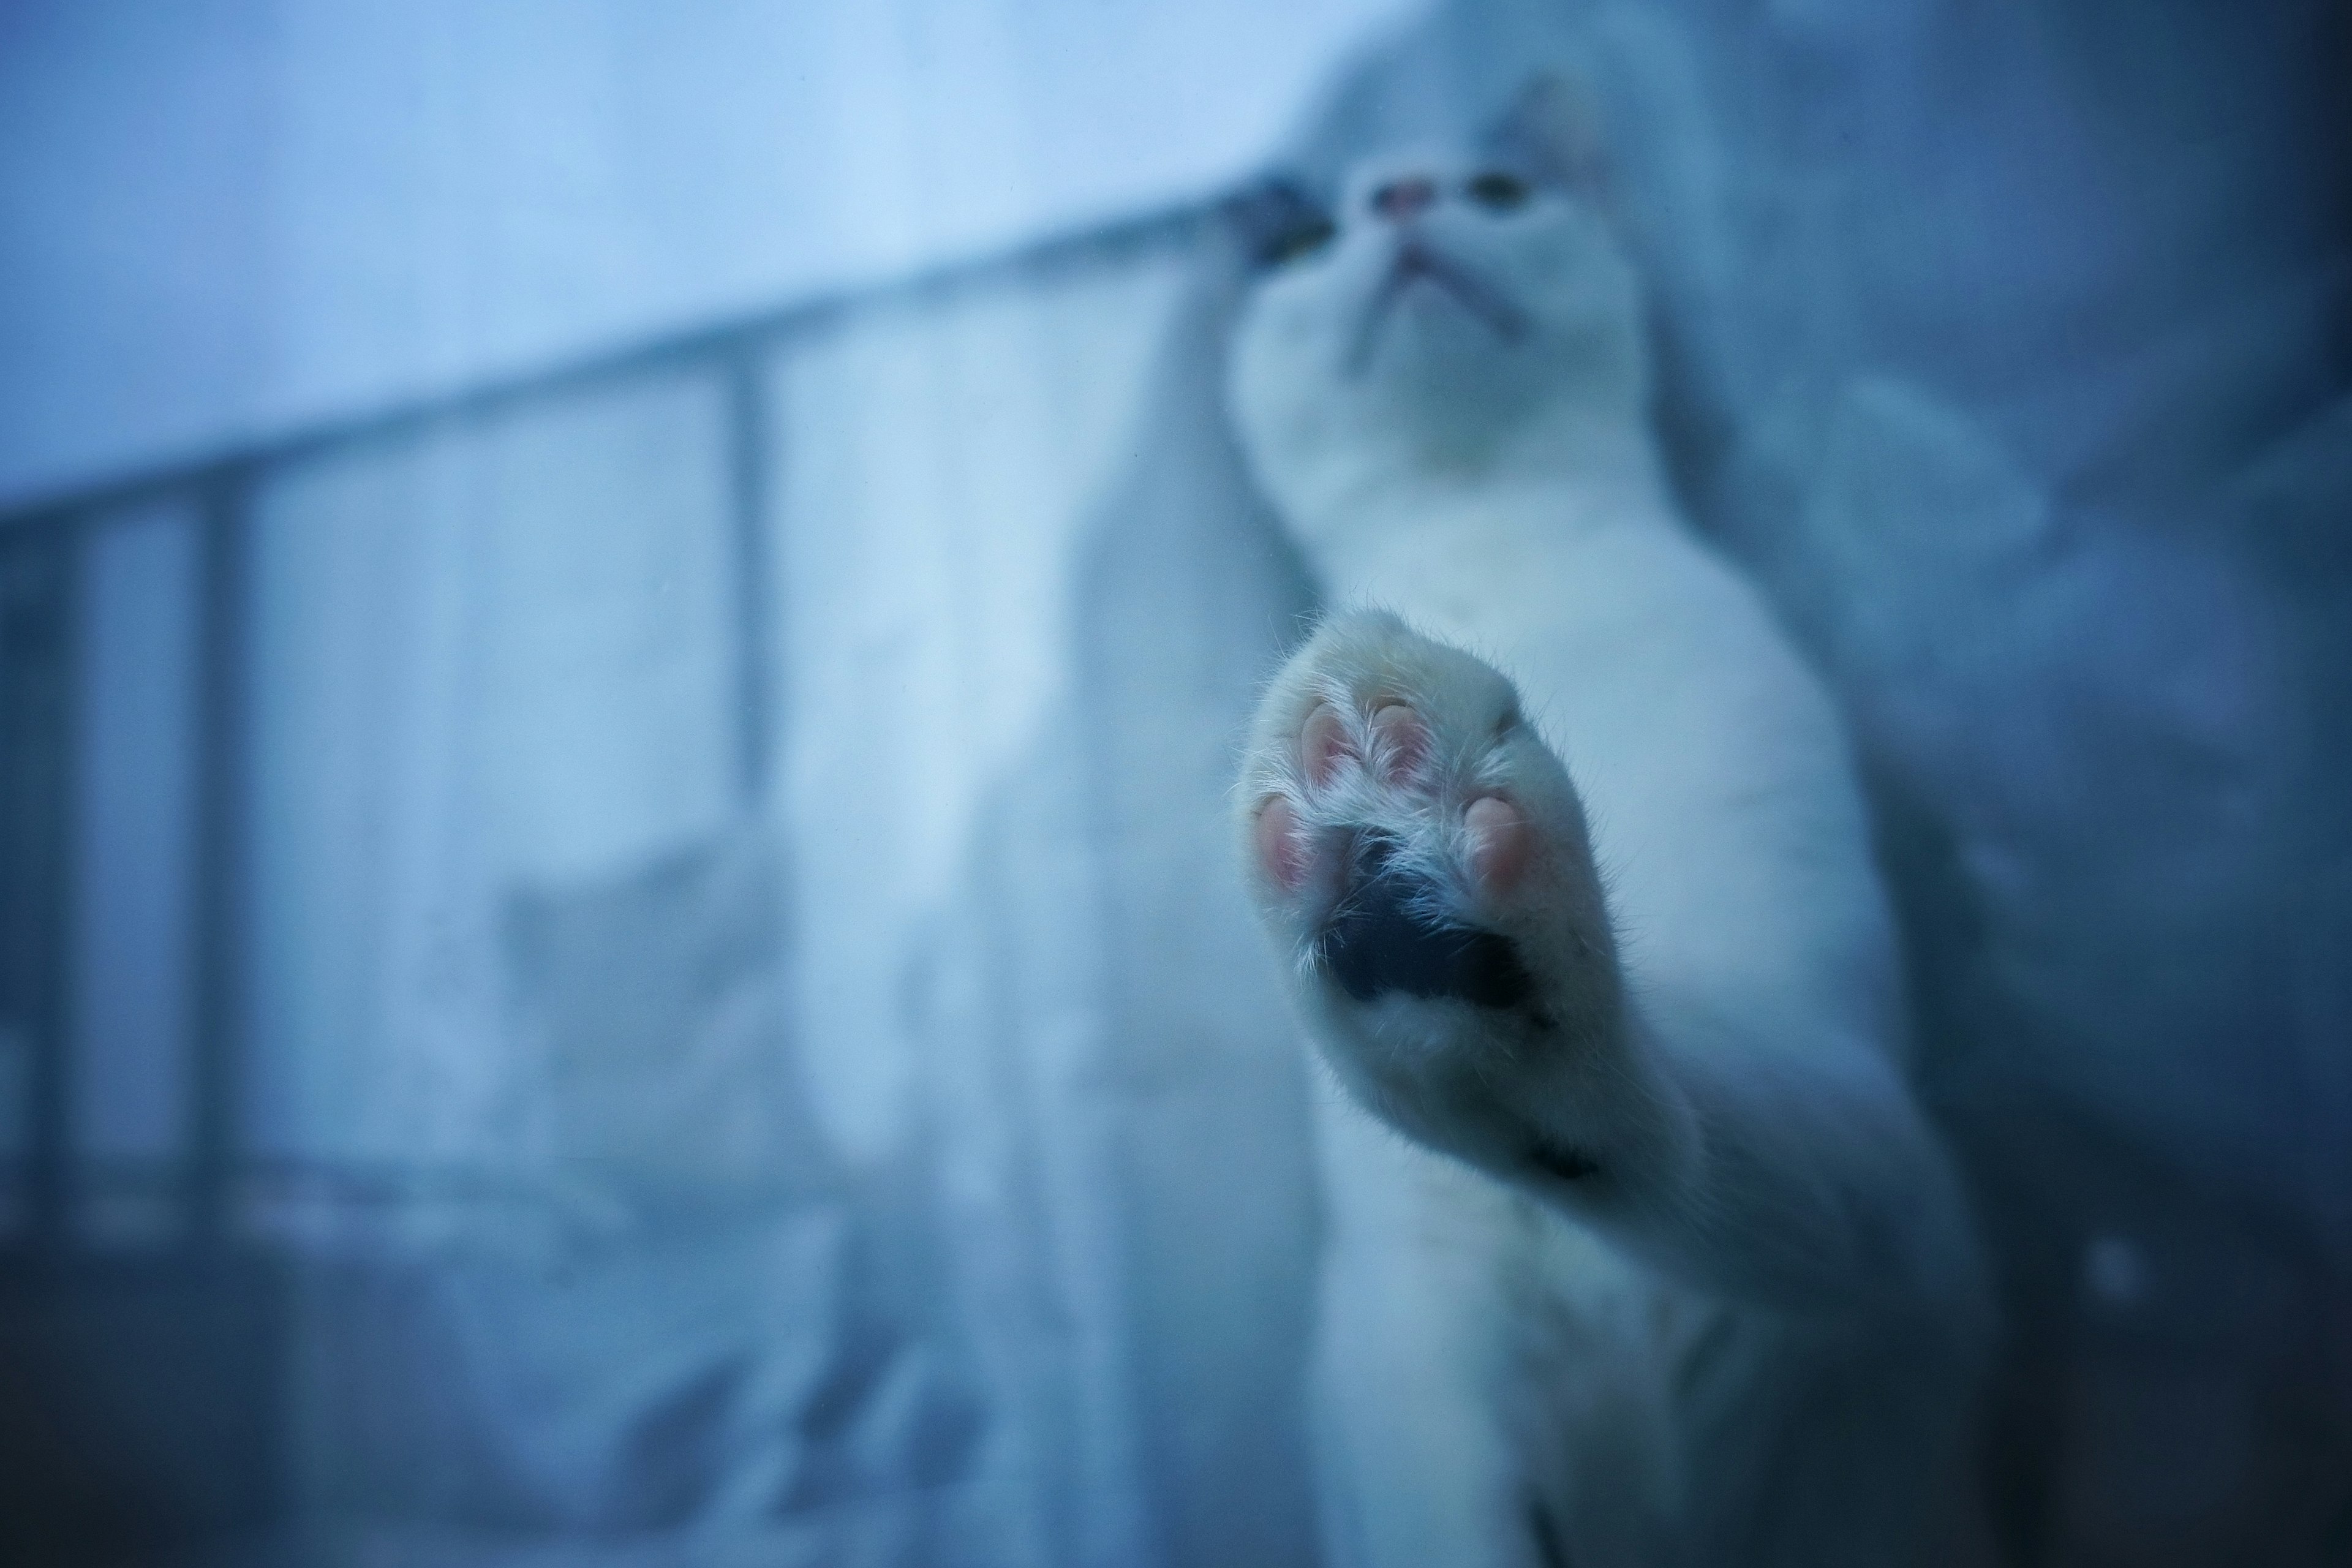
243, 373, 735, 1185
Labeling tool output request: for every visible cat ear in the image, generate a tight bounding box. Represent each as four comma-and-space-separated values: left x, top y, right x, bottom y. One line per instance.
1483, 74, 1611, 202
1221, 176, 1338, 270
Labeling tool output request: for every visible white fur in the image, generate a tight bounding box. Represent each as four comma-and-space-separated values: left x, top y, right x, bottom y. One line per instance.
1228, 151, 1990, 1566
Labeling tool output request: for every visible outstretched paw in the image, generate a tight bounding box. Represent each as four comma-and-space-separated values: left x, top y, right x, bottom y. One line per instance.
1238, 611, 1623, 1173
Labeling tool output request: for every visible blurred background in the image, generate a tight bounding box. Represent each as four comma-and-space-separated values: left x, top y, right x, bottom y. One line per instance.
1, 1, 2346, 1563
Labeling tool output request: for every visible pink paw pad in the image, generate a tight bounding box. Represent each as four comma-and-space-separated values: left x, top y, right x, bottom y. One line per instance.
1465, 795, 1532, 894
1255, 796, 1306, 891
1368, 703, 1428, 783
1302, 703, 1353, 786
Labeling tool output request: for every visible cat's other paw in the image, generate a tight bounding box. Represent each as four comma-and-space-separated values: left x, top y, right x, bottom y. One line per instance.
1238, 610, 1623, 1178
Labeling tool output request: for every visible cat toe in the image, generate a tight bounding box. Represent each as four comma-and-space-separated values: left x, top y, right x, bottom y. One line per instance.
1464, 795, 1532, 896
1302, 702, 1354, 786
1367, 702, 1428, 784
1255, 796, 1306, 891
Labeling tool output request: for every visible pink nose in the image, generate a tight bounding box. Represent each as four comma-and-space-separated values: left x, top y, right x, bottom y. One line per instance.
1370, 176, 1437, 221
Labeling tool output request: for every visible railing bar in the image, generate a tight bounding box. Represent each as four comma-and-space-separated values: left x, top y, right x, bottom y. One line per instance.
1, 533, 79, 1250
726, 353, 776, 807
186, 472, 252, 1248
722, 345, 805, 1234
0, 203, 1207, 535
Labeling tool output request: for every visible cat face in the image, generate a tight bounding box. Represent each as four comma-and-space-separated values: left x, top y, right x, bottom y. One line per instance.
1227, 150, 1649, 521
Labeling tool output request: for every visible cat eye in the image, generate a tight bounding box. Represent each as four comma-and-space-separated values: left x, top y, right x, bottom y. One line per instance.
1264, 216, 1338, 266
1465, 172, 1529, 211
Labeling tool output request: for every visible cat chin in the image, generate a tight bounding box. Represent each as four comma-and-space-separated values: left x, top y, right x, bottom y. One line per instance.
1228, 281, 1651, 536
1343, 243, 1533, 375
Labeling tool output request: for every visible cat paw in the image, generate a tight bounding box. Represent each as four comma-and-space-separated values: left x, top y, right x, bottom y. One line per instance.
1238, 611, 1623, 1167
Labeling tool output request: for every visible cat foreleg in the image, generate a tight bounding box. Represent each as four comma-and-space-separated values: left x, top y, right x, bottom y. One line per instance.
1239, 609, 1700, 1211
1306, 1090, 1614, 1568
1238, 609, 1982, 1327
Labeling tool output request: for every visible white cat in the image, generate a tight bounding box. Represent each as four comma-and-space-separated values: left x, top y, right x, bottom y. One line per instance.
1224, 123, 1993, 1568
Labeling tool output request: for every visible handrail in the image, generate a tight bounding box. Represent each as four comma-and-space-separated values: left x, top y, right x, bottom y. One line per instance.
0, 194, 1213, 1261
0, 202, 1208, 537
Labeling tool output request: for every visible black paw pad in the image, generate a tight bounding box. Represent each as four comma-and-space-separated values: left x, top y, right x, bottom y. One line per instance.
1319, 834, 1535, 1009
1528, 1139, 1599, 1183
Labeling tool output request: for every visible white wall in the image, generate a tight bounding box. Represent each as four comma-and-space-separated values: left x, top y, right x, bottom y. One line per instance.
0, 0, 1422, 508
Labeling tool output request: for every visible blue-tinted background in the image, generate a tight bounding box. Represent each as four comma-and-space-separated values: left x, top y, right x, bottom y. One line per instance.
2, 2, 2346, 1563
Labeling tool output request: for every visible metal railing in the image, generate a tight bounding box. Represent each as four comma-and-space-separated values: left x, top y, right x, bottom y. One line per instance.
0, 201, 1208, 1261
